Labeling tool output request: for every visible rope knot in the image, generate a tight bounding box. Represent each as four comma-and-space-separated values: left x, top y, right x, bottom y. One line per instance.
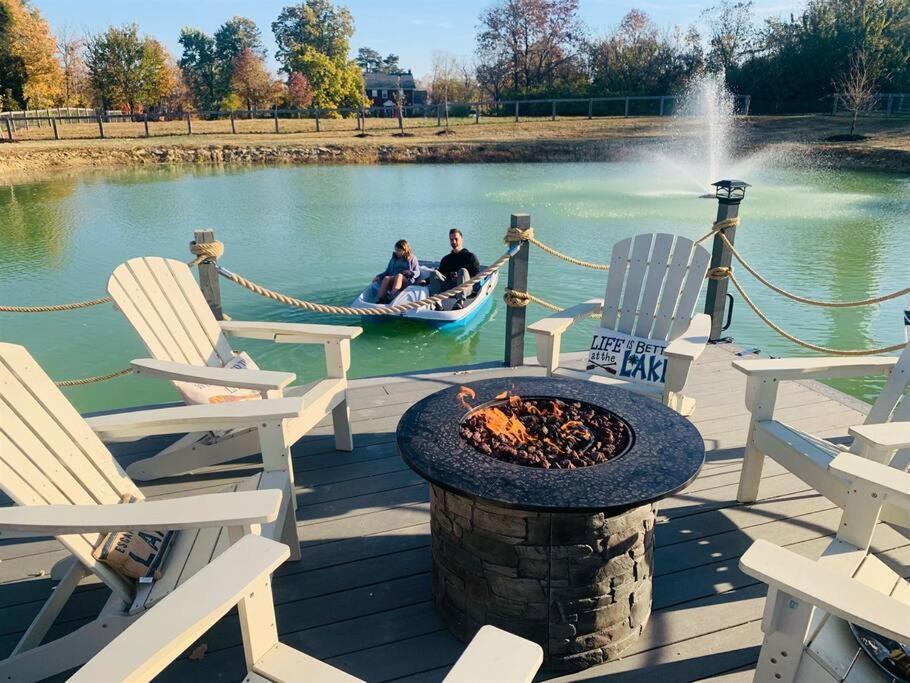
712, 217, 740, 232
707, 266, 732, 280
189, 239, 224, 264
503, 288, 531, 307
503, 227, 534, 244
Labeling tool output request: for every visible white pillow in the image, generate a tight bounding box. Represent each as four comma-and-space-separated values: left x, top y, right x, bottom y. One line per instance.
175, 352, 262, 405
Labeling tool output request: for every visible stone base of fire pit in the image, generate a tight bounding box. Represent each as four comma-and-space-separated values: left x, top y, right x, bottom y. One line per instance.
397, 377, 704, 672
431, 485, 656, 671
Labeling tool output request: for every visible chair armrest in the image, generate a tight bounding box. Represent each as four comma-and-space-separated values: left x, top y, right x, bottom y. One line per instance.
85, 397, 305, 439
131, 358, 295, 392
740, 539, 910, 643
527, 299, 604, 338
665, 313, 710, 362
443, 625, 543, 683
69, 534, 290, 683
0, 490, 282, 534
849, 422, 910, 455
829, 452, 910, 507
220, 320, 363, 344
732, 356, 897, 381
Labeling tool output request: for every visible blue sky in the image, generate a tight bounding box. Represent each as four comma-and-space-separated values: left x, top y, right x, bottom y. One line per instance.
39, 0, 803, 78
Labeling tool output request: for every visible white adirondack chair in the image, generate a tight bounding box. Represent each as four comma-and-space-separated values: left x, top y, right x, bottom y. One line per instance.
107, 256, 362, 481
73, 535, 543, 683
0, 342, 307, 682
528, 233, 712, 416
741, 452, 910, 682
735, 345, 910, 532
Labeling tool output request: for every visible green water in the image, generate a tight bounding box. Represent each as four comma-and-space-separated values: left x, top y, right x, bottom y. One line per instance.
1, 162, 908, 413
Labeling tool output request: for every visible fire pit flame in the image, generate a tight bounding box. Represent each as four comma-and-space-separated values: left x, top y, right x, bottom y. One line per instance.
456, 386, 476, 411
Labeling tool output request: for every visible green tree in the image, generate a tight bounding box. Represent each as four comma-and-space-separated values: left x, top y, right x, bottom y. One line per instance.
85, 24, 167, 113
272, 1, 364, 111
214, 16, 264, 96
382, 53, 400, 72
273, 0, 354, 64
355, 46, 382, 72
178, 28, 218, 110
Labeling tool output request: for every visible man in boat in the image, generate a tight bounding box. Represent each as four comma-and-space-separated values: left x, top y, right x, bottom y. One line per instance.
425, 228, 481, 310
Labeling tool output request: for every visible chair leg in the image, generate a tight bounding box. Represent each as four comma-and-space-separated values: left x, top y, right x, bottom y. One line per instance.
125, 428, 260, 481
738, 442, 766, 503
332, 397, 353, 452
12, 561, 87, 655
281, 500, 302, 562
0, 608, 135, 682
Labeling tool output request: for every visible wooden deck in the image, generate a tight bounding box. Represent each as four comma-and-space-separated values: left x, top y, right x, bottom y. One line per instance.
2, 344, 905, 682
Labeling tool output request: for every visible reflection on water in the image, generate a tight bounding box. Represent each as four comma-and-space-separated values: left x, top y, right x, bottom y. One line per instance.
0, 162, 908, 412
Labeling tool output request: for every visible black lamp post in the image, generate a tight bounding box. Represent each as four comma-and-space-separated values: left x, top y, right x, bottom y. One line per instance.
704, 179, 750, 342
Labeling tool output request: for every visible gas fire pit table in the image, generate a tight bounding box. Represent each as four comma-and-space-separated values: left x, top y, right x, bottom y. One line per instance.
396, 376, 704, 671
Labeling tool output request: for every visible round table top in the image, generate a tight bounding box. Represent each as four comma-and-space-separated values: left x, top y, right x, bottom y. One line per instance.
396, 376, 706, 513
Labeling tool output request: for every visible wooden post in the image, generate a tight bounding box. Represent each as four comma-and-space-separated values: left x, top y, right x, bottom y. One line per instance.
50, 116, 58, 140
704, 185, 746, 341
514, 101, 519, 122
193, 229, 223, 320
143, 113, 150, 137
659, 96, 665, 116
96, 114, 105, 138
230, 111, 236, 134
504, 214, 531, 367
832, 95, 839, 115
624, 97, 630, 117
4, 117, 12, 141
587, 98, 593, 119
186, 112, 192, 135
313, 108, 320, 132
551, 100, 556, 121
475, 103, 480, 124
274, 106, 279, 133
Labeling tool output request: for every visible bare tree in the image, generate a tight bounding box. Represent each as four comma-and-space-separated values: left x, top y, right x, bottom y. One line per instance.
837, 51, 879, 137
56, 25, 90, 106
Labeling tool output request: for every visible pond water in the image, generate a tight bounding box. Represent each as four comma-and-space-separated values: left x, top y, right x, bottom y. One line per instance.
1, 162, 908, 413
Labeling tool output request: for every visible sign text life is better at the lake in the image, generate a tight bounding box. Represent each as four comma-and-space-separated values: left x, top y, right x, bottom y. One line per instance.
587, 328, 668, 386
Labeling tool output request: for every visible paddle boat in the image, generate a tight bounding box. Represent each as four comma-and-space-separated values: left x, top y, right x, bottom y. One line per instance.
350, 260, 499, 327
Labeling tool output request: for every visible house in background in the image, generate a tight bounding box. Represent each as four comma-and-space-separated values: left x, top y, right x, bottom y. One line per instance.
363, 71, 428, 109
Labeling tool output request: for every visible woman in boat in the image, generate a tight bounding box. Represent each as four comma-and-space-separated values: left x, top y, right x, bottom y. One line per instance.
374, 239, 420, 304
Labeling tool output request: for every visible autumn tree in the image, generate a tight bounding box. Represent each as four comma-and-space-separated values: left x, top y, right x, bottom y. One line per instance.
587, 10, 703, 95
272, 0, 365, 111
229, 47, 277, 110
475, 0, 584, 97
286, 71, 313, 107
86, 24, 169, 113
429, 52, 478, 104
0, 0, 63, 109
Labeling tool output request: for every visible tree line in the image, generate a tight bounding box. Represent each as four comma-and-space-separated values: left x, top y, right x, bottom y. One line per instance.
0, 0, 366, 115
432, 0, 909, 114
1, 0, 907, 117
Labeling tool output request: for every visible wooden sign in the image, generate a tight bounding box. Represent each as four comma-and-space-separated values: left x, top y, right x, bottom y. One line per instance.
587, 328, 668, 386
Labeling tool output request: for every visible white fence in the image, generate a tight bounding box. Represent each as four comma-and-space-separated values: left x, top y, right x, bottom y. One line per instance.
831, 92, 910, 115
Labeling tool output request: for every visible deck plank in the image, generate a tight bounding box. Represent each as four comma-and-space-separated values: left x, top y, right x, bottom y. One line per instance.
0, 345, 893, 682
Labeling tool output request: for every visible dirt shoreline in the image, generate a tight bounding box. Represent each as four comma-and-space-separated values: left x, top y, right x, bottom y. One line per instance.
1, 116, 907, 179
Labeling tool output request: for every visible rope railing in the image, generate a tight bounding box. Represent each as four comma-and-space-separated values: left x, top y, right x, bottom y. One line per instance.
55, 367, 133, 387
716, 231, 910, 307
708, 266, 906, 355
505, 227, 611, 271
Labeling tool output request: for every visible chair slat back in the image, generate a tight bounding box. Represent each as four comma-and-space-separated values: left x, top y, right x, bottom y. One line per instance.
108, 257, 233, 369
599, 234, 710, 343
863, 343, 910, 426
0, 343, 141, 598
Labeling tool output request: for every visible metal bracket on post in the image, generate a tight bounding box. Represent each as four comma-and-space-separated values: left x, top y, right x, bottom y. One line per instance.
704, 179, 749, 342
504, 214, 531, 367
193, 229, 224, 321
